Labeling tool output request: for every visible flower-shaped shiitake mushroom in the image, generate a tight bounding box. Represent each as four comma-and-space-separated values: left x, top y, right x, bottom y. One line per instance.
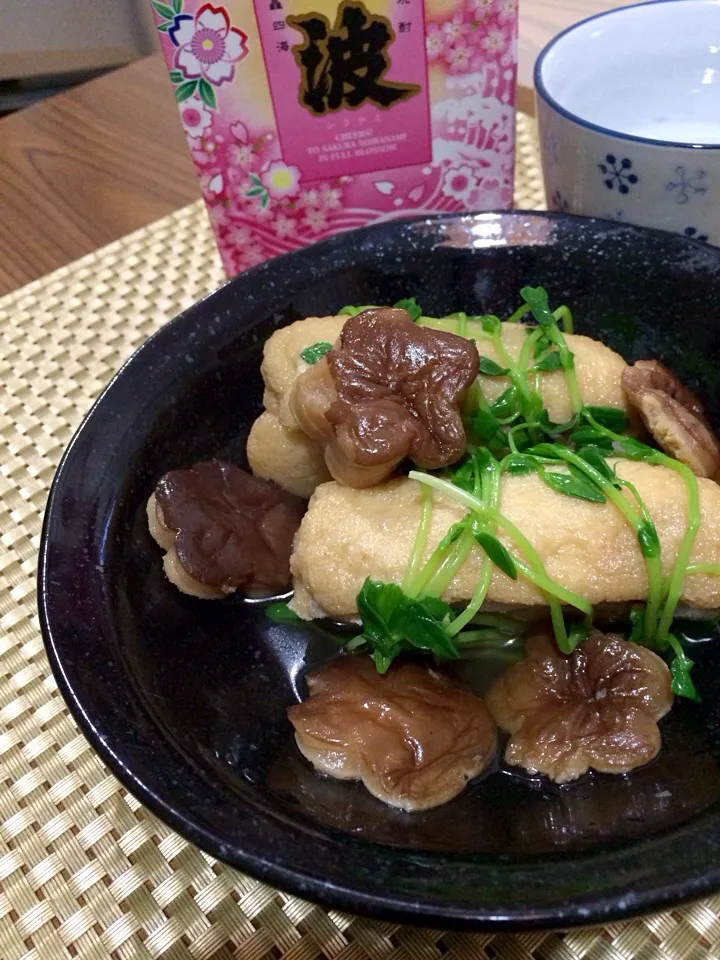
288, 656, 496, 811
147, 461, 305, 598
622, 359, 720, 480
486, 630, 673, 783
289, 307, 479, 487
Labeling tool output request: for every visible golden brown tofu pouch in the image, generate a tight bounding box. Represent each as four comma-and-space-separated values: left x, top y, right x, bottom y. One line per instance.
247, 314, 632, 497
246, 316, 344, 497
289, 461, 720, 619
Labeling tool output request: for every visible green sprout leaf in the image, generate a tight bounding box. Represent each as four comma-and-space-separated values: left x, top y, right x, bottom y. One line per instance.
570, 426, 613, 450
480, 314, 502, 334
526, 442, 562, 460
534, 332, 553, 357
397, 601, 459, 658
472, 408, 503, 443
300, 341, 333, 364
338, 304, 376, 316
520, 287, 583, 414
491, 385, 519, 420
540, 466, 607, 503
345, 635, 367, 651
394, 297, 422, 321
354, 578, 461, 672
520, 285, 556, 329
667, 634, 701, 701
420, 596, 454, 622
265, 602, 300, 623
629, 604, 646, 643
478, 356, 509, 376
503, 453, 536, 476
169, 70, 184, 83
371, 649, 397, 673
450, 461, 476, 494
614, 436, 658, 461
437, 520, 468, 551
473, 446, 500, 473
357, 579, 402, 643
577, 445, 616, 482
567, 619, 592, 651
584, 405, 630, 433
474, 532, 518, 580
451, 448, 498, 496
506, 426, 533, 453
637, 520, 661, 559
533, 351, 563, 372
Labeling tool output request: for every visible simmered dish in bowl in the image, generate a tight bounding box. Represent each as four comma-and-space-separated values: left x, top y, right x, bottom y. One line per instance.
39, 213, 720, 928
147, 287, 720, 812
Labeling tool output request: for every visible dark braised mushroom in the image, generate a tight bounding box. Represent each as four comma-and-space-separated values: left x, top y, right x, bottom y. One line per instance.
289, 307, 479, 487
147, 461, 305, 598
288, 656, 496, 811
486, 630, 673, 783
622, 359, 720, 480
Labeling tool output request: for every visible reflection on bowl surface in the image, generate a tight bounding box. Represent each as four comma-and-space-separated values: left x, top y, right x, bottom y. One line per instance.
269, 710, 720, 855
39, 212, 720, 930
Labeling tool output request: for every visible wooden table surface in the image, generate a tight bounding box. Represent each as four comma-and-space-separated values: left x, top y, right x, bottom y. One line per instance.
0, 0, 628, 296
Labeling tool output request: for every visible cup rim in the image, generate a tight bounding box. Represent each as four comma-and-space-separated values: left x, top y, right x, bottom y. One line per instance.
534, 0, 720, 151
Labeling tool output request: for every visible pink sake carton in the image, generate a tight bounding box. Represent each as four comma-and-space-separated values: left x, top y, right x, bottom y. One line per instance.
151, 0, 518, 276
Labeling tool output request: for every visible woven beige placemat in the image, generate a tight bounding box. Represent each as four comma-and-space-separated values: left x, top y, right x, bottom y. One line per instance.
514, 114, 546, 211
2, 114, 720, 960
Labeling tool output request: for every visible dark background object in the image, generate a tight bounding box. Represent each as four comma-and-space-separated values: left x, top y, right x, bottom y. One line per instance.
39, 211, 720, 930
0, 0, 155, 114
0, 69, 112, 115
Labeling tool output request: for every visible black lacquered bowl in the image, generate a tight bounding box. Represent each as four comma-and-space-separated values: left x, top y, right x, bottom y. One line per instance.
39, 212, 720, 930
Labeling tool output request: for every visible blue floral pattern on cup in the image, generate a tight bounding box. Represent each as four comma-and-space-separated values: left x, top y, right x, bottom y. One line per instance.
683, 226, 709, 243
598, 155, 639, 194
550, 188, 570, 212
666, 167, 707, 204
603, 209, 626, 223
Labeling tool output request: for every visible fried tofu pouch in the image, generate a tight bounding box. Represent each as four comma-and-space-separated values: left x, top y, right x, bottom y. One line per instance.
247, 316, 345, 497
247, 315, 632, 497
289, 461, 720, 619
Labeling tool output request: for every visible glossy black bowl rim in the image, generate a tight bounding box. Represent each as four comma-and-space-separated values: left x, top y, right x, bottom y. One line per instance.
38, 210, 720, 930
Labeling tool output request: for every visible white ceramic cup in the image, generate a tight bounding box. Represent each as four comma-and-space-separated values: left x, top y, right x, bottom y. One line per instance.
535, 0, 720, 245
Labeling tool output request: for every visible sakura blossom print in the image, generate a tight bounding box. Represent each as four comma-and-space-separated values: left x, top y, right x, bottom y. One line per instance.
151, 0, 518, 276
